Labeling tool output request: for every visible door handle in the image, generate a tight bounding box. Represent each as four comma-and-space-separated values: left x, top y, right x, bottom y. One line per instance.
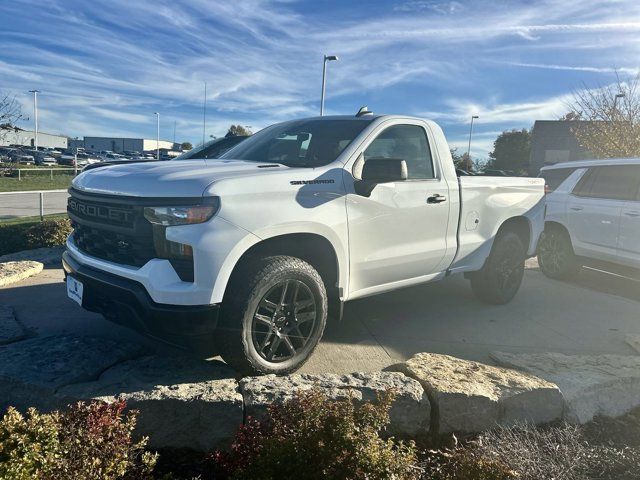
624, 211, 640, 217
570, 206, 584, 211
427, 194, 447, 204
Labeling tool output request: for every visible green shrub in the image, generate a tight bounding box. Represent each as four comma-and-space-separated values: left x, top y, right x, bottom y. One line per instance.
215, 389, 419, 480
0, 401, 157, 480
24, 218, 72, 248
0, 407, 61, 480
0, 217, 71, 256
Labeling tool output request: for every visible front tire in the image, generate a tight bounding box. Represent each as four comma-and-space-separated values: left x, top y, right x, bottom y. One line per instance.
537, 227, 580, 279
470, 231, 526, 305
217, 256, 327, 376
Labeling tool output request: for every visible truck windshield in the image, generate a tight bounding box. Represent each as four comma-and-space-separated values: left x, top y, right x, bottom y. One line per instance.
220, 119, 372, 167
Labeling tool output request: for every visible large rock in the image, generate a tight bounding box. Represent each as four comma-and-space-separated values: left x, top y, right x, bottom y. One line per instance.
0, 246, 64, 266
398, 353, 564, 434
0, 306, 27, 345
0, 335, 143, 412
240, 372, 430, 436
0, 260, 43, 286
492, 351, 640, 423
59, 355, 242, 451
625, 335, 640, 355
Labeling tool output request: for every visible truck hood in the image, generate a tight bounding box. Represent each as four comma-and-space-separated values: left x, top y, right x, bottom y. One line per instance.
72, 159, 283, 197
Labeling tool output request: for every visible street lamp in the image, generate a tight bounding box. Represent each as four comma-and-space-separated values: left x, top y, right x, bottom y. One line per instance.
154, 112, 160, 160
320, 55, 339, 116
466, 115, 479, 171
613, 93, 625, 117
28, 90, 39, 150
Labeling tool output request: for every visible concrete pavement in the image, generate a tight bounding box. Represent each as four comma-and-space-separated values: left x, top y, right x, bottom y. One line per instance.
0, 190, 69, 219
1, 263, 638, 374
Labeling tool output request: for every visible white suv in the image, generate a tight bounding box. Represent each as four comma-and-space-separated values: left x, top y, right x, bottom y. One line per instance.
537, 158, 640, 278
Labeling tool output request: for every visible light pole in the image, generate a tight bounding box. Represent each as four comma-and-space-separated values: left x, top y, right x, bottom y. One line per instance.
202, 81, 207, 146
466, 115, 479, 172
28, 90, 39, 150
154, 112, 160, 160
613, 93, 625, 118
320, 55, 339, 116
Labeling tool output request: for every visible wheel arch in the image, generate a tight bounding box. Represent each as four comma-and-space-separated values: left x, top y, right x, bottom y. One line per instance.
222, 232, 344, 320
496, 215, 531, 251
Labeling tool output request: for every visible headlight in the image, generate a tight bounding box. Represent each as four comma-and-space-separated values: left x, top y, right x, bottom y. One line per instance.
144, 200, 219, 226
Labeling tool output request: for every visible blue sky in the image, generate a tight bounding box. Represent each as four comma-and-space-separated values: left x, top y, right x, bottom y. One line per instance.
1, 0, 639, 157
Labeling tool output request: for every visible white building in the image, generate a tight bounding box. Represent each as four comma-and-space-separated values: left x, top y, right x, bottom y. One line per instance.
83, 137, 176, 153
0, 127, 68, 149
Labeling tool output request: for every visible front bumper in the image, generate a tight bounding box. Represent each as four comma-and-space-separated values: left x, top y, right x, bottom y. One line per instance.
62, 251, 220, 349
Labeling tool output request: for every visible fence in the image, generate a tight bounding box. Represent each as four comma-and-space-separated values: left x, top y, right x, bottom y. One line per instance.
0, 189, 69, 221
11, 167, 78, 180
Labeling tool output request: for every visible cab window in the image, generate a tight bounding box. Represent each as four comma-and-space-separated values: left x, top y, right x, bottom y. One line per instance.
364, 125, 434, 179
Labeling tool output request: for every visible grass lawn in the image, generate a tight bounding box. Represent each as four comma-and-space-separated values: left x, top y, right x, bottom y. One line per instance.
0, 213, 67, 226
0, 175, 73, 192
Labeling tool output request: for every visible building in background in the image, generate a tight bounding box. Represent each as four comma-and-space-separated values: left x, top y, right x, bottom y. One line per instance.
528, 120, 592, 175
83, 137, 176, 153
0, 127, 68, 149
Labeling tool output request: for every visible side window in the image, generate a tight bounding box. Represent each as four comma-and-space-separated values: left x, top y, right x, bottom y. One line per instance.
539, 167, 576, 192
573, 165, 640, 200
364, 125, 434, 179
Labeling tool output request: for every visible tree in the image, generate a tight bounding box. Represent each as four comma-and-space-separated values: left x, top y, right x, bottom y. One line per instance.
487, 129, 531, 174
181, 142, 192, 150
226, 125, 252, 137
0, 92, 24, 143
451, 148, 485, 173
565, 72, 640, 158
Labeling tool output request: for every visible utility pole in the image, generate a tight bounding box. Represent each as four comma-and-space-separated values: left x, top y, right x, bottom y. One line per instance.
173, 120, 177, 144
28, 90, 40, 150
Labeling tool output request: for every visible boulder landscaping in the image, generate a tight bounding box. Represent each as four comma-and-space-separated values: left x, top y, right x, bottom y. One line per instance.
491, 351, 640, 423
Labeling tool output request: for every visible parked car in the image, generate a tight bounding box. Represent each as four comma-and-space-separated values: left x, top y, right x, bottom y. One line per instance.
8, 149, 34, 164
63, 112, 544, 375
174, 135, 248, 160
59, 151, 100, 167
0, 147, 15, 163
537, 158, 640, 279
35, 151, 58, 165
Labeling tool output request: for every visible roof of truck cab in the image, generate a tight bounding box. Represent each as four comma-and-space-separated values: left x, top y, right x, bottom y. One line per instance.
541, 158, 640, 170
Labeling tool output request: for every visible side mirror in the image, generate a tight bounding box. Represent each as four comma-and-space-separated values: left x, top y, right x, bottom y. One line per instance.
361, 158, 408, 183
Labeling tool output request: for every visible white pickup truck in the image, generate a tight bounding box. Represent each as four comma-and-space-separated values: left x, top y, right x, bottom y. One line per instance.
63, 112, 545, 374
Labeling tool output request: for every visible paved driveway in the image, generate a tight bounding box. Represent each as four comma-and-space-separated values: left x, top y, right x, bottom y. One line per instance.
1, 263, 639, 374
0, 191, 69, 219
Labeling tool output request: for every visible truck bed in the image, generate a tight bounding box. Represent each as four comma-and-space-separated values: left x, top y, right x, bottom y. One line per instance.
450, 176, 545, 273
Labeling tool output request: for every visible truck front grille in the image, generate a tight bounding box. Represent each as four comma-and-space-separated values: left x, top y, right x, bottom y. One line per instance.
72, 223, 156, 267
66, 189, 203, 283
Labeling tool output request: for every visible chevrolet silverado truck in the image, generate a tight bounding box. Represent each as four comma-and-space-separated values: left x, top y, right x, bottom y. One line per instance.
63, 112, 544, 375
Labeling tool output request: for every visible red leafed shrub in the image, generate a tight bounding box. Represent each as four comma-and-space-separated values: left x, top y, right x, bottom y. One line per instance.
214, 389, 419, 480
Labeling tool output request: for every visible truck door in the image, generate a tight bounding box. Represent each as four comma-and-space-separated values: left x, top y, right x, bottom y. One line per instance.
346, 123, 451, 295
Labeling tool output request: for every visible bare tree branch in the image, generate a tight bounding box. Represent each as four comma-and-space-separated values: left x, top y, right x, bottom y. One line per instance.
564, 72, 640, 158
0, 92, 25, 142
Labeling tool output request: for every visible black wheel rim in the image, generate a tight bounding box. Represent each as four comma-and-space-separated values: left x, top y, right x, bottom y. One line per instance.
495, 241, 524, 294
251, 280, 317, 363
539, 232, 567, 275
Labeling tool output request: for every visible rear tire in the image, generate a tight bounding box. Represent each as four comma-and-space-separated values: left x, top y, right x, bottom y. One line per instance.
216, 255, 327, 376
537, 227, 580, 279
470, 231, 526, 305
